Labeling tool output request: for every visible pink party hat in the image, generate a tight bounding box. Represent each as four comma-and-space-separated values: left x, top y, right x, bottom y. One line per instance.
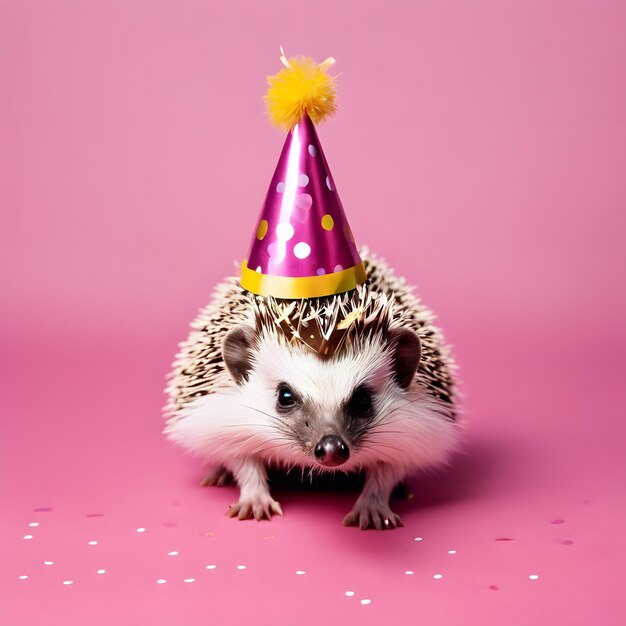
240, 52, 366, 299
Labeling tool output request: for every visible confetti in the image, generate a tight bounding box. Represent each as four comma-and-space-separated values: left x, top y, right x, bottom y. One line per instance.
405, 570, 414, 575
361, 599, 372, 605
529, 574, 539, 580
550, 519, 565, 525
433, 574, 443, 580
206, 565, 217, 570
136, 527, 146, 533
28, 522, 39, 527
413, 537, 423, 542
495, 537, 514, 541
62, 580, 73, 586
561, 539, 574, 545
23, 535, 33, 540
88, 541, 98, 546
345, 591, 355, 597
184, 578, 196, 583
156, 579, 167, 584
33, 507, 53, 512
43, 561, 54, 566
86, 513, 104, 518
236, 565, 247, 570
448, 550, 457, 555
168, 551, 179, 556
97, 569, 106, 575
201, 531, 215, 537
488, 585, 499, 591
18, 575, 28, 580
295, 570, 306, 575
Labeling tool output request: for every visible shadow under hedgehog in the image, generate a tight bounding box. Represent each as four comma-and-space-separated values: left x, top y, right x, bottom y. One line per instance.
164, 50, 461, 530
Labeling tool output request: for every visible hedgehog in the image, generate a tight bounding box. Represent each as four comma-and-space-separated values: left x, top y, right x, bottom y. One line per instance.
164, 250, 460, 530
163, 51, 461, 529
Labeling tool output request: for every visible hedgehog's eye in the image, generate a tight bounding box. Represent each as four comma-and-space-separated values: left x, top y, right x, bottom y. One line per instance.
277, 384, 297, 410
347, 386, 373, 418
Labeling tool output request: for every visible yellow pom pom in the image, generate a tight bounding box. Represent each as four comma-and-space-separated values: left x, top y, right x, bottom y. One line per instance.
264, 48, 337, 130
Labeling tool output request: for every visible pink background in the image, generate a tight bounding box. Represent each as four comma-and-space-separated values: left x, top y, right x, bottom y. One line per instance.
2, 1, 625, 624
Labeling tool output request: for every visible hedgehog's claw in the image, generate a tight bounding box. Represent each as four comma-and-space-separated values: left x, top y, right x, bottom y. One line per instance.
201, 466, 234, 487
342, 506, 403, 531
226, 496, 283, 521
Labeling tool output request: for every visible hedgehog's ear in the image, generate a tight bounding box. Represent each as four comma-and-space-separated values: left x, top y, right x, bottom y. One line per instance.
389, 327, 421, 389
222, 325, 257, 385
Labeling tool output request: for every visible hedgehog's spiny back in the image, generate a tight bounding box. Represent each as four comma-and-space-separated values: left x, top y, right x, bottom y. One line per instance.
165, 251, 456, 418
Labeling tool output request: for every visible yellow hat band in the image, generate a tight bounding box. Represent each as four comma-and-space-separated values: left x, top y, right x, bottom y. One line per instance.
240, 260, 367, 299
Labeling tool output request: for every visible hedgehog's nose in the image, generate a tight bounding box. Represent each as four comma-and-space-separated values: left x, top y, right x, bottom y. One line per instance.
314, 435, 350, 467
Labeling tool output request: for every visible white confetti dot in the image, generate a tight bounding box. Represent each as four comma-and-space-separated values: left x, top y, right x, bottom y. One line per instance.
316, 267, 325, 275
405, 570, 414, 575
294, 242, 311, 259
299, 174, 309, 187
414, 537, 423, 542
361, 599, 372, 605
97, 569, 106, 575
88, 540, 98, 546
168, 551, 179, 556
326, 176, 333, 191
43, 561, 54, 566
62, 580, 74, 586
156, 578, 167, 584
344, 591, 355, 597
276, 222, 295, 241
23, 534, 33, 540
529, 574, 539, 580
308, 144, 317, 157
255, 266, 262, 273
276, 181, 285, 193
136, 527, 146, 533
184, 578, 196, 583
206, 564, 217, 570
448, 550, 457, 555
433, 574, 443, 580
28, 522, 39, 527
236, 565, 247, 570
334, 264, 343, 272
295, 570, 306, 575
18, 575, 28, 580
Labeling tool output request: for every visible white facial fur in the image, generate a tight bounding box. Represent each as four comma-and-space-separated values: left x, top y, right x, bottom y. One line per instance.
164, 328, 460, 476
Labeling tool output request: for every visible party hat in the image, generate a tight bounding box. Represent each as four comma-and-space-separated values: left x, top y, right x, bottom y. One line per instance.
240, 50, 366, 300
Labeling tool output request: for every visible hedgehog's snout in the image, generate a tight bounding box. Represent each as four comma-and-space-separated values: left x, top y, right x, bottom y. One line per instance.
314, 434, 350, 467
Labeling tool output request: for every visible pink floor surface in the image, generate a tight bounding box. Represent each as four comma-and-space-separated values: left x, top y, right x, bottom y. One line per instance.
2, 329, 625, 625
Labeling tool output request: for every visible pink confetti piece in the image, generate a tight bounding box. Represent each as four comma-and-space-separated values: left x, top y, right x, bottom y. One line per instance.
550, 519, 565, 524
488, 585, 499, 591
33, 507, 53, 512
561, 539, 574, 545
86, 513, 104, 518
495, 537, 514, 541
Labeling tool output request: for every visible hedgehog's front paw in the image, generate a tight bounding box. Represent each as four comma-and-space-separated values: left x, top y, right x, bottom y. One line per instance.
226, 495, 283, 521
342, 504, 403, 530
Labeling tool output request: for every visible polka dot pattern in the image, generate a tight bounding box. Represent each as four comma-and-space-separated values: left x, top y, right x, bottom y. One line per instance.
244, 114, 363, 285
